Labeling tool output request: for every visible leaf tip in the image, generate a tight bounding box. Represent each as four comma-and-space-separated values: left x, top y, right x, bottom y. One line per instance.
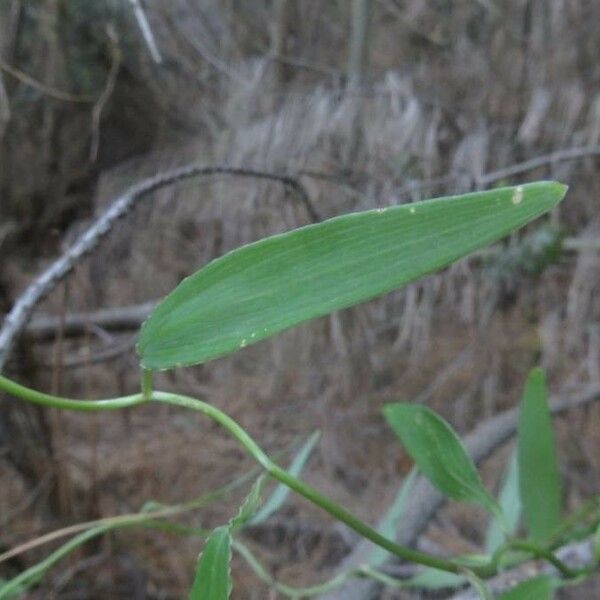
546, 181, 568, 205
526, 366, 546, 386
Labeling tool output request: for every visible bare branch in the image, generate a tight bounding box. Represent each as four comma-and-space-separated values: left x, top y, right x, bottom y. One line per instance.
90, 26, 121, 162
0, 165, 316, 371
24, 303, 156, 341
25, 337, 137, 371
0, 58, 94, 103
317, 385, 600, 600
478, 145, 600, 186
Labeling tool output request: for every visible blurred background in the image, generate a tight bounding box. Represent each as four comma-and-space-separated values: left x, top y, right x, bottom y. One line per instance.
1, 1, 599, 598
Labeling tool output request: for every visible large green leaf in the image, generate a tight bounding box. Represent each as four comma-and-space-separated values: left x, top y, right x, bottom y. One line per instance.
518, 368, 562, 543
496, 575, 556, 600
383, 403, 500, 516
138, 182, 566, 369
189, 526, 232, 600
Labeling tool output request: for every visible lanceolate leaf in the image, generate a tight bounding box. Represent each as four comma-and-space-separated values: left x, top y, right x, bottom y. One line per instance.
518, 368, 562, 543
485, 449, 521, 552
189, 526, 232, 600
383, 403, 501, 516
230, 476, 265, 531
138, 182, 566, 369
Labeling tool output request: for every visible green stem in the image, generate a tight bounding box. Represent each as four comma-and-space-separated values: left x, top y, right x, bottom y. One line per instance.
152, 391, 462, 574
491, 539, 581, 579
2, 374, 593, 584
233, 539, 352, 598
141, 368, 153, 400
0, 374, 463, 575
550, 496, 600, 545
0, 374, 146, 411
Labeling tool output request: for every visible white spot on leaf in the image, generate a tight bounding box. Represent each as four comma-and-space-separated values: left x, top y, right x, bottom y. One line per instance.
512, 185, 524, 205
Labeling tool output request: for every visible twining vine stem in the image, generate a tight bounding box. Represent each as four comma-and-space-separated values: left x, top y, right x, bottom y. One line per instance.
0, 373, 584, 581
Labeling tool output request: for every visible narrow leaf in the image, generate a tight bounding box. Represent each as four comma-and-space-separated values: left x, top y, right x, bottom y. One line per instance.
189, 526, 232, 600
518, 368, 562, 543
403, 568, 466, 590
138, 182, 566, 369
497, 575, 556, 600
383, 403, 500, 515
485, 449, 521, 552
250, 432, 320, 525
368, 468, 418, 567
229, 476, 265, 531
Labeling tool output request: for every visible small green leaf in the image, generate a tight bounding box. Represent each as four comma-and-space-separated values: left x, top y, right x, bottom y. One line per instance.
486, 449, 521, 552
518, 369, 562, 543
230, 476, 265, 531
138, 182, 566, 369
404, 568, 466, 590
383, 403, 500, 516
497, 575, 556, 600
189, 526, 232, 600
250, 432, 320, 525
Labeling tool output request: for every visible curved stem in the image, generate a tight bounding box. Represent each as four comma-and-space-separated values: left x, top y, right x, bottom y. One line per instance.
233, 539, 352, 598
151, 391, 462, 574
491, 539, 581, 579
0, 374, 146, 411
0, 375, 467, 576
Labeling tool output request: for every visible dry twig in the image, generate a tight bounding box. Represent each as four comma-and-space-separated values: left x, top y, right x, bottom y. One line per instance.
0, 58, 94, 103
89, 26, 121, 162
128, 0, 162, 64
0, 165, 315, 371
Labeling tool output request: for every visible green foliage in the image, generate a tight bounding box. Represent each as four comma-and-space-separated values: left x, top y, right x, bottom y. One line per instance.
485, 449, 521, 552
190, 477, 264, 600
230, 477, 265, 531
4, 182, 595, 599
250, 432, 319, 526
402, 568, 466, 590
138, 182, 566, 370
189, 526, 232, 600
518, 369, 562, 543
368, 468, 418, 567
383, 403, 502, 518
496, 575, 557, 600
